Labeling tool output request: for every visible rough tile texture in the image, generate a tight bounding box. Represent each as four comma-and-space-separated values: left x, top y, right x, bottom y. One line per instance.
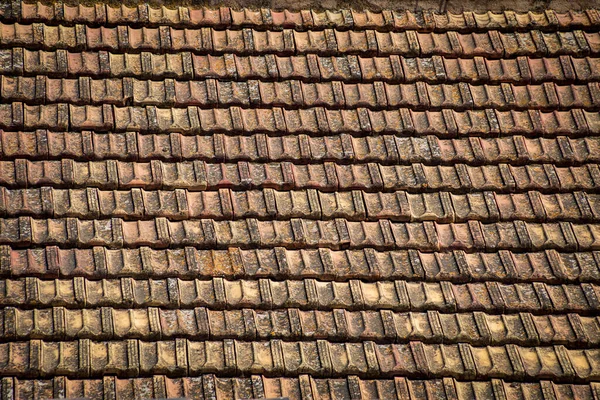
1, 1, 600, 399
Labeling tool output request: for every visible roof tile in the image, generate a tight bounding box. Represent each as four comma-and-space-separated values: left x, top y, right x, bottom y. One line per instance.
2, 0, 600, 389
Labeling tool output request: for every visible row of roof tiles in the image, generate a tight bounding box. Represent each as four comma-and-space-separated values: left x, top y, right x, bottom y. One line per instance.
1, 276, 598, 314
1, 216, 600, 251
6, 50, 600, 84
1, 23, 598, 58
0, 338, 599, 380
3, 160, 600, 192
2, 187, 598, 223
1, 131, 597, 166
2, 2, 599, 32
4, 76, 600, 110
1, 375, 595, 400
3, 306, 600, 347
4, 246, 599, 283
0, 104, 597, 136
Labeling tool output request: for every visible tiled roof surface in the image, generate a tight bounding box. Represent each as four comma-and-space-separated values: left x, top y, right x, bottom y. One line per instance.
1, 2, 600, 399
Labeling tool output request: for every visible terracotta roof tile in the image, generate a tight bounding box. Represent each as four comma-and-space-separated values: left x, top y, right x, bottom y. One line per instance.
2, 0, 600, 393
2, 375, 600, 399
